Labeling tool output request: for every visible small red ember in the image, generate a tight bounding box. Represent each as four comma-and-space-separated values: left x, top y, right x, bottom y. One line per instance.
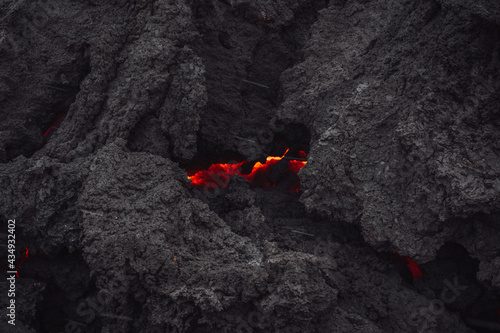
394, 252, 422, 279
1, 248, 29, 277
15, 248, 29, 277
187, 149, 307, 192
42, 113, 66, 138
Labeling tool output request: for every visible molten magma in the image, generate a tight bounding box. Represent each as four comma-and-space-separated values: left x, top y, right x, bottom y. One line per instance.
187, 149, 307, 192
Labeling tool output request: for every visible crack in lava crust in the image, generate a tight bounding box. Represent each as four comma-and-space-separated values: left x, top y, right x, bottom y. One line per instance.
187, 149, 307, 192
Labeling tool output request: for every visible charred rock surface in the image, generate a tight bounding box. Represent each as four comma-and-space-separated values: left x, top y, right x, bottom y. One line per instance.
280, 0, 500, 267
0, 0, 499, 332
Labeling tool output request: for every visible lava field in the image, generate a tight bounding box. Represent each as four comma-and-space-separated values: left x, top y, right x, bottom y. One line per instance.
1, 0, 500, 332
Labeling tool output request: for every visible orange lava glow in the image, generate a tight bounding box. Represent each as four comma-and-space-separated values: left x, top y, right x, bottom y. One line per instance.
187, 149, 307, 192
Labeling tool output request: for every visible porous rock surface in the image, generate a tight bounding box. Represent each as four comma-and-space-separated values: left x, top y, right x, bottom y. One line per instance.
281, 0, 500, 263
1, 0, 498, 332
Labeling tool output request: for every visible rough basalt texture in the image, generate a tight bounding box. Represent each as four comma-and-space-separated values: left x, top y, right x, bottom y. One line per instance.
280, 0, 500, 263
0, 0, 498, 332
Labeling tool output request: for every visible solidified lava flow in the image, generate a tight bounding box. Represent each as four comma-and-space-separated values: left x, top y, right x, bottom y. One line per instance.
187, 149, 307, 192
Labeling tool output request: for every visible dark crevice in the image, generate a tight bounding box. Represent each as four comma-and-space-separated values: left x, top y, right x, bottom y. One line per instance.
2, 41, 91, 162
182, 134, 247, 172
189, 0, 325, 164
412, 242, 500, 333
21, 249, 94, 333
183, 121, 311, 170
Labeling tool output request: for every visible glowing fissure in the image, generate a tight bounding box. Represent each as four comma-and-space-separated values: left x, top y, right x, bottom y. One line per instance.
42, 113, 67, 138
187, 149, 307, 192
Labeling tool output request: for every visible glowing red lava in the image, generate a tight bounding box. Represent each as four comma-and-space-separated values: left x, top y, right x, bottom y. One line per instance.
394, 252, 422, 279
187, 149, 307, 192
42, 113, 66, 138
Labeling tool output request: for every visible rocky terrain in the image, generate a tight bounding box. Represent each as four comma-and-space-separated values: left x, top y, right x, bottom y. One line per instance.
1, 0, 499, 332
